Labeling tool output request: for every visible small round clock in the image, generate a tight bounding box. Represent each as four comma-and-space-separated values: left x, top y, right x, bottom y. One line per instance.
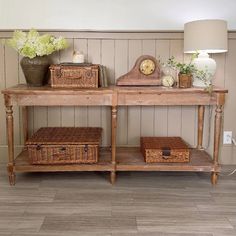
162, 75, 175, 87
139, 59, 156, 75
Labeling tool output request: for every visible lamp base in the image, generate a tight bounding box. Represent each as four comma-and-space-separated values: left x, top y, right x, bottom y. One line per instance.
192, 52, 216, 88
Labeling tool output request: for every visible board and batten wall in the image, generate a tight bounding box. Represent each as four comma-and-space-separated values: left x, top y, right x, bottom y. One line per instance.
0, 31, 235, 164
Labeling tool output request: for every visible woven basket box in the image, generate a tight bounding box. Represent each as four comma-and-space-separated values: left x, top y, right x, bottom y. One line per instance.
26, 127, 102, 165
140, 137, 190, 163
49, 63, 99, 88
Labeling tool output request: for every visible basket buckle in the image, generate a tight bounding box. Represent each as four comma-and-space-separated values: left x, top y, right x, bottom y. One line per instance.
84, 144, 88, 153
161, 147, 171, 157
60, 147, 66, 151
36, 144, 41, 151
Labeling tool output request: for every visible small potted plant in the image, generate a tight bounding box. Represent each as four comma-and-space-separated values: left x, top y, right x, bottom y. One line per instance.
167, 56, 196, 88
4, 29, 68, 86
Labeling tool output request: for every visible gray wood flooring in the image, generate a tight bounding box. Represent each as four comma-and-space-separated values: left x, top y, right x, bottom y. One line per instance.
0, 164, 236, 236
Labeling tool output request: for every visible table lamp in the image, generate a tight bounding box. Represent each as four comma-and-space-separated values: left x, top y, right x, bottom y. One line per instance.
184, 19, 228, 87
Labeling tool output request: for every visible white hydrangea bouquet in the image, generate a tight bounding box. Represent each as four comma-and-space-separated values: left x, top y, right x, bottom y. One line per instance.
6, 29, 68, 58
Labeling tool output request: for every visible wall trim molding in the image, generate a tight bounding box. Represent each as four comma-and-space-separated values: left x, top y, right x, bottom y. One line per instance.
1, 30, 236, 40
0, 30, 184, 39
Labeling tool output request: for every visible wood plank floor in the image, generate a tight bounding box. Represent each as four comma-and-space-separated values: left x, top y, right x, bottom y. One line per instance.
0, 163, 236, 236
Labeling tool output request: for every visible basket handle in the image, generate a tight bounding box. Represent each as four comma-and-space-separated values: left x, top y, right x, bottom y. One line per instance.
55, 69, 83, 79
52, 153, 70, 160
67, 76, 82, 80
62, 69, 83, 79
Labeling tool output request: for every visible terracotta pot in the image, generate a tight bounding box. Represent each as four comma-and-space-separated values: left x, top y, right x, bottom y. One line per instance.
178, 73, 192, 88
20, 56, 50, 87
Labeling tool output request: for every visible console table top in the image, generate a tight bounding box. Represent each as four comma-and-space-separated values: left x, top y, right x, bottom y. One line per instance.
1, 84, 228, 95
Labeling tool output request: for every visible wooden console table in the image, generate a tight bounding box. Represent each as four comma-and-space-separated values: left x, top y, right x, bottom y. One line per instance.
2, 84, 227, 185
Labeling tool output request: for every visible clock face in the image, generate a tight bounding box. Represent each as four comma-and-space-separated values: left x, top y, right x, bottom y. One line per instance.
139, 59, 156, 75
162, 75, 175, 87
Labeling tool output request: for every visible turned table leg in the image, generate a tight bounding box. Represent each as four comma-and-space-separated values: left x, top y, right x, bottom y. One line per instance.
110, 106, 117, 184
211, 172, 218, 185
111, 171, 116, 185
212, 104, 223, 185
6, 105, 15, 185
197, 105, 205, 150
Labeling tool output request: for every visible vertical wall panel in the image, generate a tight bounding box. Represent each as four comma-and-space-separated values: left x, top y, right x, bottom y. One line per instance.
220, 39, 236, 164
202, 106, 212, 150
101, 40, 115, 85
18, 55, 25, 84
0, 43, 6, 146
115, 40, 129, 146
127, 40, 142, 145
168, 40, 183, 136
100, 40, 115, 146
114, 40, 129, 81
33, 107, 48, 131
0, 43, 7, 161
74, 38, 88, 62
181, 106, 196, 147
141, 40, 155, 137
181, 53, 196, 147
225, 39, 236, 154
213, 53, 226, 87
60, 38, 75, 127
61, 107, 75, 127
210, 53, 227, 157
74, 39, 88, 127
18, 55, 24, 144
19, 108, 24, 145
49, 51, 60, 64
5, 47, 20, 145
156, 39, 170, 63
87, 39, 102, 141
47, 51, 61, 128
47, 107, 61, 127
154, 40, 170, 136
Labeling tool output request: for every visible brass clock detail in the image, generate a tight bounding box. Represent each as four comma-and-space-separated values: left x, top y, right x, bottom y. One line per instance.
116, 55, 161, 86
139, 59, 156, 75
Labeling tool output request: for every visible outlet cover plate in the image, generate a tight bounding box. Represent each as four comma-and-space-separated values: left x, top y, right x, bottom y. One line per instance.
223, 131, 232, 144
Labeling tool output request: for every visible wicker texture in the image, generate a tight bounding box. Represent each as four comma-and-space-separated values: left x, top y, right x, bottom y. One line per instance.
141, 137, 190, 163
50, 64, 99, 88
26, 127, 102, 165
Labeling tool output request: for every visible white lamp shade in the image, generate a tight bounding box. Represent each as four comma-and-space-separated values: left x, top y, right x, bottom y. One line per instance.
184, 19, 228, 53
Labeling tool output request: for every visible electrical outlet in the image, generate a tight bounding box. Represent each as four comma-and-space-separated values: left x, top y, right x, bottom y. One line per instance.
223, 131, 232, 144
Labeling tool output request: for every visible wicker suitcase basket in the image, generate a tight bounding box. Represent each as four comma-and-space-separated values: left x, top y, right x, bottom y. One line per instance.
49, 63, 99, 88
26, 127, 102, 165
141, 137, 190, 163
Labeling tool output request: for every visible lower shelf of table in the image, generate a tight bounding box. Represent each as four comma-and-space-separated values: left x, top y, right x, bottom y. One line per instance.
13, 147, 219, 173
116, 148, 219, 172
14, 148, 113, 172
